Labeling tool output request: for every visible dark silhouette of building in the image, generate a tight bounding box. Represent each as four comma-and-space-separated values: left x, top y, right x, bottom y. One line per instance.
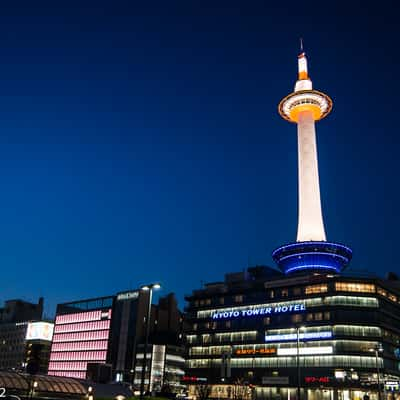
0, 297, 43, 323
0, 298, 53, 373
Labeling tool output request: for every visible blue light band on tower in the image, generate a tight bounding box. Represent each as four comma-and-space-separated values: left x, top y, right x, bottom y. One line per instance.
274, 48, 352, 275
272, 242, 352, 275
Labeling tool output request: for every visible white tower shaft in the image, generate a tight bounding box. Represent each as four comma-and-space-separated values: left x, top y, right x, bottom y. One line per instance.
296, 110, 326, 241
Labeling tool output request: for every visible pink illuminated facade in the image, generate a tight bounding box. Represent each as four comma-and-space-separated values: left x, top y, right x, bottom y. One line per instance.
48, 290, 181, 383
48, 306, 113, 379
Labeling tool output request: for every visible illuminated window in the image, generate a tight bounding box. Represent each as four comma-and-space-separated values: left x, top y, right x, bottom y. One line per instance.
219, 297, 225, 305
306, 314, 314, 321
281, 289, 288, 297
192, 323, 198, 331
305, 284, 328, 294
378, 288, 397, 302
335, 283, 375, 293
377, 288, 387, 297
263, 317, 271, 326
292, 314, 303, 323
324, 312, 331, 320
269, 290, 274, 299
314, 312, 323, 321
234, 295, 243, 303
225, 321, 231, 328
202, 334, 211, 344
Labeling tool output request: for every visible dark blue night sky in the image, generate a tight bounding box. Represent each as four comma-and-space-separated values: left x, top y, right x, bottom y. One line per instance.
0, 1, 399, 317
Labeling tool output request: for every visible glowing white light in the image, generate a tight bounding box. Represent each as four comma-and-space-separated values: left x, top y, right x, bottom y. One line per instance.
298, 57, 307, 72
281, 93, 329, 117
265, 331, 332, 342
277, 346, 333, 356
26, 322, 54, 341
295, 80, 313, 92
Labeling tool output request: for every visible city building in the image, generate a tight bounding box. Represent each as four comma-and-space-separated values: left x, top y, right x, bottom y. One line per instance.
0, 297, 53, 373
48, 289, 184, 387
183, 50, 400, 400
132, 293, 185, 394
133, 343, 185, 394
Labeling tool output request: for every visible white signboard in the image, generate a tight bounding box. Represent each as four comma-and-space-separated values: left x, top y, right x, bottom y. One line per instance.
117, 291, 139, 301
26, 322, 54, 341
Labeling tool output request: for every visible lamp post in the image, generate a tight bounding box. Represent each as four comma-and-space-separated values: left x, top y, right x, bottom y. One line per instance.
369, 344, 384, 400
296, 326, 305, 400
139, 283, 161, 400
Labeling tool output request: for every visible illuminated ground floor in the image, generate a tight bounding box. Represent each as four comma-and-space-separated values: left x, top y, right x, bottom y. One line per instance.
188, 385, 400, 400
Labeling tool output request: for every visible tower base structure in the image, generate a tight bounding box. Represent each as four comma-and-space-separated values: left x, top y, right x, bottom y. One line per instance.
272, 241, 352, 275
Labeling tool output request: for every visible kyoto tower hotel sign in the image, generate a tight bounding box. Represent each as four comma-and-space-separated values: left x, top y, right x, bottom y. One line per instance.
273, 48, 352, 274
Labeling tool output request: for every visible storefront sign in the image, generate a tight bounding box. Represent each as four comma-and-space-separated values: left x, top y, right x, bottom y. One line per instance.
212, 303, 305, 320
277, 346, 333, 356
182, 376, 207, 382
235, 348, 276, 355
304, 377, 330, 384
262, 377, 289, 385
265, 331, 332, 342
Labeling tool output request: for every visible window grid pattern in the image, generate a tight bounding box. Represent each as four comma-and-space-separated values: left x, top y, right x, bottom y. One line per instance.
50, 351, 107, 361
214, 331, 257, 343
333, 325, 382, 337
335, 282, 376, 293
305, 284, 328, 294
51, 341, 109, 352
324, 296, 378, 307
48, 362, 88, 371
55, 310, 111, 325
188, 355, 381, 369
52, 330, 109, 343
48, 371, 86, 379
48, 308, 111, 379
54, 320, 110, 333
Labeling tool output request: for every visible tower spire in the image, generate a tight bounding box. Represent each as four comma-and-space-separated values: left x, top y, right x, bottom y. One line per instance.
295, 40, 312, 91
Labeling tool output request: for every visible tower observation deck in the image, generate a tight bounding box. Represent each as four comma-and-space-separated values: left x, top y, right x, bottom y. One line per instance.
272, 48, 352, 274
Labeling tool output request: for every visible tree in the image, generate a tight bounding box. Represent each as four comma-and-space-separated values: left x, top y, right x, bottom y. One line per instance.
230, 378, 252, 400
195, 384, 212, 400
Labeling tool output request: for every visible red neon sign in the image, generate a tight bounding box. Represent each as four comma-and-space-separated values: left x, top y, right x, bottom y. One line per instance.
304, 376, 330, 384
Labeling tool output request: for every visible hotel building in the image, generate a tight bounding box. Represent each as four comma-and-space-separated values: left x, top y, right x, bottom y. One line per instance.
184, 267, 400, 400
184, 49, 400, 400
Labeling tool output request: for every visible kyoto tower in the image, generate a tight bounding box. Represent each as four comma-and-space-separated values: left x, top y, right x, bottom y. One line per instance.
272, 47, 352, 274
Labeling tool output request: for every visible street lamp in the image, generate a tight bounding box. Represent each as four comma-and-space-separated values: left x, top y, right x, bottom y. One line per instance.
369, 344, 384, 400
139, 283, 161, 400
296, 326, 305, 400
